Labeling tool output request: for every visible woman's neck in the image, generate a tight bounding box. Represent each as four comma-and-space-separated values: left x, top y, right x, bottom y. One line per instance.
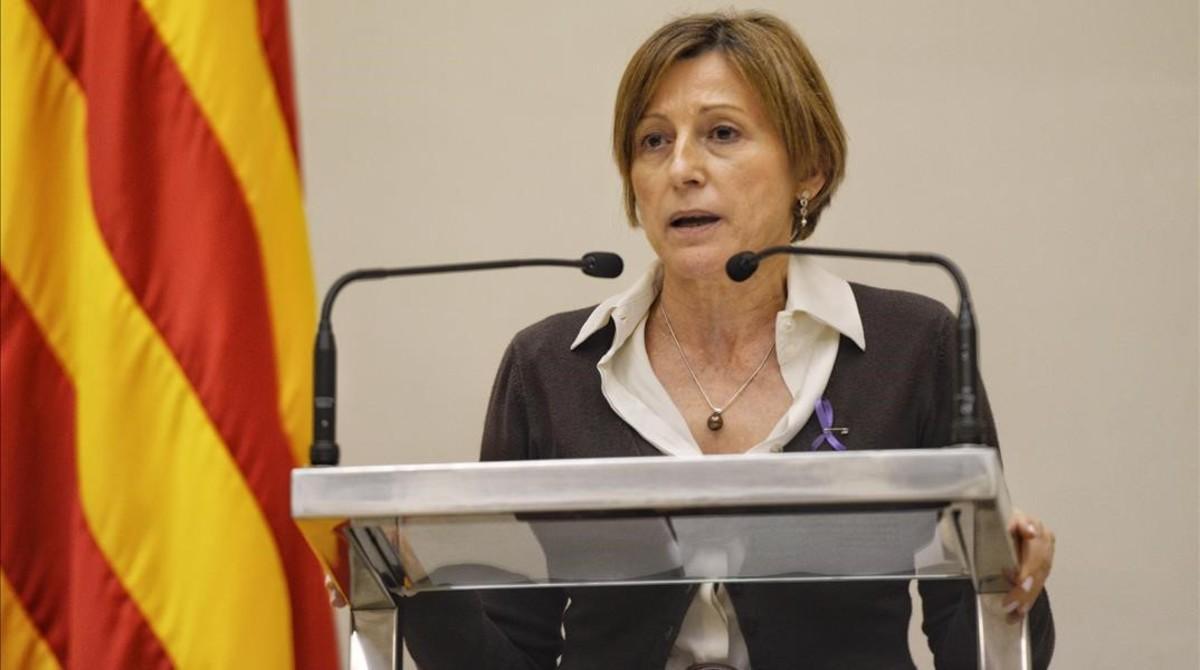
654, 255, 788, 362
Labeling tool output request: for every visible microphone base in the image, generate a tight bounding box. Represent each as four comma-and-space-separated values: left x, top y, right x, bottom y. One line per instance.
310, 441, 341, 467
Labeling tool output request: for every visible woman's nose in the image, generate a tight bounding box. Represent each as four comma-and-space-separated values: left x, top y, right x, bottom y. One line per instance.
668, 136, 706, 188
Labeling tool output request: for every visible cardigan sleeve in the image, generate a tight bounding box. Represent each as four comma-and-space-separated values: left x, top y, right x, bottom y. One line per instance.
918, 312, 1056, 668
402, 339, 568, 669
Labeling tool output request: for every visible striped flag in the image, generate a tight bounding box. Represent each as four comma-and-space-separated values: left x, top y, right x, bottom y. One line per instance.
0, 0, 337, 667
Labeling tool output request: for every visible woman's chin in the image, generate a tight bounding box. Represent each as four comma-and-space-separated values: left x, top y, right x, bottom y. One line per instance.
659, 246, 737, 282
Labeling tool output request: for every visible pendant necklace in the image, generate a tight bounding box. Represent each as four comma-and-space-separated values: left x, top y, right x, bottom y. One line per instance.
659, 305, 776, 431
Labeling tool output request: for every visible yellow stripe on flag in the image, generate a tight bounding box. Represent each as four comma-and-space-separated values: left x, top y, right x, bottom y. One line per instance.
138, 0, 315, 465
0, 571, 62, 670
0, 0, 293, 666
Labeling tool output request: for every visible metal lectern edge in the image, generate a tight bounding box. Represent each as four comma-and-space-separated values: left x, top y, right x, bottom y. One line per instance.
291, 446, 1002, 518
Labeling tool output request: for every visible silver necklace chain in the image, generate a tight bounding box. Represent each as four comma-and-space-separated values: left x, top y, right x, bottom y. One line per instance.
658, 305, 776, 431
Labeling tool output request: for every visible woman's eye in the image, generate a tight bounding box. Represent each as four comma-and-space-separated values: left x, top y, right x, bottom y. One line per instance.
640, 132, 668, 151
710, 125, 740, 142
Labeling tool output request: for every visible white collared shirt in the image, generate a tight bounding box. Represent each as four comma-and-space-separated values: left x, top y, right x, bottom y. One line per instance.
570, 256, 865, 669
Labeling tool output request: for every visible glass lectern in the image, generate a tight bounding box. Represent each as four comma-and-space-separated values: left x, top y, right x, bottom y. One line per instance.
292, 447, 1030, 669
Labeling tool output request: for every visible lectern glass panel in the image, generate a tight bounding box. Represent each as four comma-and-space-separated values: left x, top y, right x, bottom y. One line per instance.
391, 506, 968, 594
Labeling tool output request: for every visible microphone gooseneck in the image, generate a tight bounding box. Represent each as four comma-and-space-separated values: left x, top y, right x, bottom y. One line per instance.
310, 252, 625, 467
726, 245, 984, 446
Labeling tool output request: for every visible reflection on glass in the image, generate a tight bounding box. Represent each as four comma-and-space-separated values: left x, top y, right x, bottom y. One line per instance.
396, 508, 968, 594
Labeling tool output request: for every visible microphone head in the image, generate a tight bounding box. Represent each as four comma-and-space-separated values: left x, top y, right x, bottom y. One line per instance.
581, 252, 624, 278
726, 251, 760, 282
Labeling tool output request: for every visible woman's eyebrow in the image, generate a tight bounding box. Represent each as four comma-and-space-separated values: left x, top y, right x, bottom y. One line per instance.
637, 112, 670, 125
698, 103, 746, 114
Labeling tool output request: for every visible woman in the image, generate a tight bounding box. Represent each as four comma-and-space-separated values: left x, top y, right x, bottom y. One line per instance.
401, 11, 1056, 669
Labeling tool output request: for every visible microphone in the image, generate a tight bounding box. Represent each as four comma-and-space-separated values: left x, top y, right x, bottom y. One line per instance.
727, 246, 985, 446
310, 252, 624, 466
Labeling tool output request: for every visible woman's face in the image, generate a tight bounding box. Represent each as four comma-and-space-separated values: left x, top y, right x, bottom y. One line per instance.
631, 51, 822, 280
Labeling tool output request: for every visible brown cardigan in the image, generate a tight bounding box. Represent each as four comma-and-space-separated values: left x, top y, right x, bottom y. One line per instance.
403, 283, 1055, 670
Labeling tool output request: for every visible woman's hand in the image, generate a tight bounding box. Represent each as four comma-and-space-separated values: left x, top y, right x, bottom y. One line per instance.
1002, 509, 1055, 623
326, 574, 347, 608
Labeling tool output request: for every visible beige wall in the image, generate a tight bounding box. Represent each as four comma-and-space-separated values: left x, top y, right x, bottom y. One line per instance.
290, 1, 1199, 667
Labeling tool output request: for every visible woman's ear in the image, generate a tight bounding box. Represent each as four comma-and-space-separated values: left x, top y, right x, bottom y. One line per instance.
797, 172, 826, 201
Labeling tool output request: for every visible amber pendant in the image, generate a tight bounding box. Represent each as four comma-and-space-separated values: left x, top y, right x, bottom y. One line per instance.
707, 411, 724, 431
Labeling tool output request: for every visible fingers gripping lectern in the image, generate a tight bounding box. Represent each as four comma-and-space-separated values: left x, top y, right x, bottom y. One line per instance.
292, 447, 1032, 669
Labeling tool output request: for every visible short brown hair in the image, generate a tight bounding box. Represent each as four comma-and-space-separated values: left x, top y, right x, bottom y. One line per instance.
612, 11, 847, 240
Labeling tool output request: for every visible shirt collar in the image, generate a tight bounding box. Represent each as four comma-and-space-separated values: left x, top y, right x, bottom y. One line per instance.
570, 255, 865, 351
783, 255, 866, 350
570, 263, 660, 351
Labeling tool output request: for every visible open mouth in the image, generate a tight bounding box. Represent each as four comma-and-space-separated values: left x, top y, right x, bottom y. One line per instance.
669, 212, 721, 228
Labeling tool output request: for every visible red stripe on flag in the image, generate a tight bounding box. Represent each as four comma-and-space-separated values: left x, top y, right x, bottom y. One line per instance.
23, 1, 337, 667
0, 271, 72, 666
0, 269, 174, 670
20, 0, 82, 75
256, 0, 302, 163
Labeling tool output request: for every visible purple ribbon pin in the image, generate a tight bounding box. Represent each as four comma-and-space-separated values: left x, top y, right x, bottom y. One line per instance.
811, 397, 849, 451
